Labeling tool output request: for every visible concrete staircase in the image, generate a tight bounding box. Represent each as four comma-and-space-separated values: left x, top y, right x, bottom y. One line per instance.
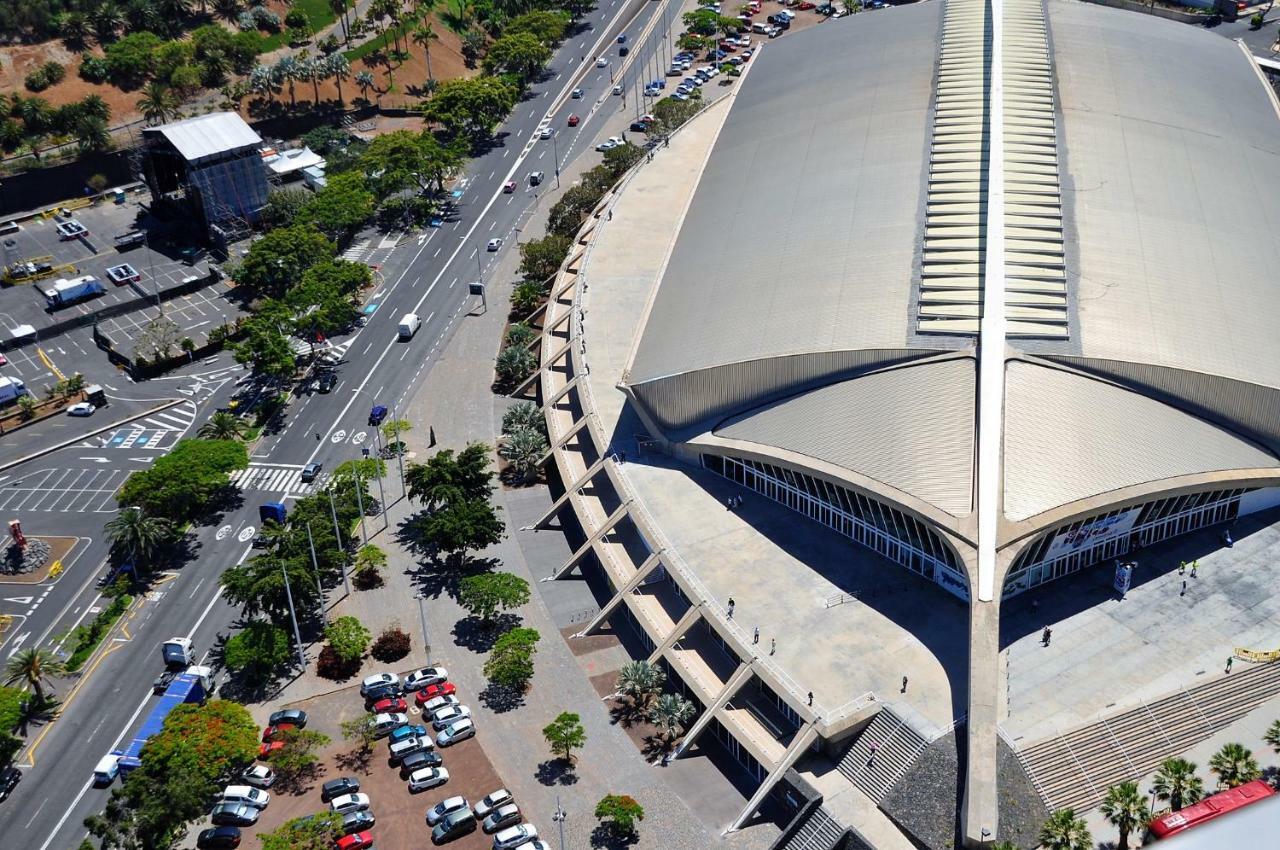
775, 806, 845, 850
835, 707, 929, 802
1018, 661, 1280, 812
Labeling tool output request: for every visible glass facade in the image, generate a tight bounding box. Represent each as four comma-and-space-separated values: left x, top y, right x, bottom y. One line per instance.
1003, 488, 1247, 596
702, 453, 971, 601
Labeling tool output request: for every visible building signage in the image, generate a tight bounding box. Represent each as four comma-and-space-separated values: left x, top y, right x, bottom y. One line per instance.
1045, 508, 1141, 561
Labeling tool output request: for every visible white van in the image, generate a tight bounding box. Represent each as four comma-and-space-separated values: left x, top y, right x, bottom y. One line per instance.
93, 754, 120, 785
398, 313, 421, 340
221, 785, 271, 809
752, 21, 768, 33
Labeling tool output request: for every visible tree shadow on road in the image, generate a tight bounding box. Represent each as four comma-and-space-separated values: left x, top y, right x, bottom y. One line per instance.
534, 758, 579, 787
478, 681, 526, 714
451, 613, 520, 654
335, 746, 375, 775
589, 824, 639, 848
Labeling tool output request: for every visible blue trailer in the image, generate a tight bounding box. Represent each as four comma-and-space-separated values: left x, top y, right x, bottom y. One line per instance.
259, 502, 287, 524
115, 671, 209, 773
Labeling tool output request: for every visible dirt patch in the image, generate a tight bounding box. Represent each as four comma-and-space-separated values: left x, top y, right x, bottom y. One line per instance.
591, 673, 675, 763
0, 535, 80, 584
560, 623, 618, 657
0, 43, 143, 123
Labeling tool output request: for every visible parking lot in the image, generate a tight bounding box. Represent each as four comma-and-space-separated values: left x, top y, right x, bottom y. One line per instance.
215, 681, 511, 850
95, 283, 242, 359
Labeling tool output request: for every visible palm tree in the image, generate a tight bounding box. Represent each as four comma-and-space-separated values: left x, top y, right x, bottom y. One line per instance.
327, 55, 351, 104
1152, 757, 1204, 811
649, 692, 696, 744
80, 94, 110, 123
300, 56, 323, 105
59, 12, 92, 49
499, 427, 547, 483
93, 2, 125, 43
198, 411, 248, 440
213, 0, 243, 21
75, 116, 112, 153
1209, 743, 1260, 789
1264, 718, 1280, 753
124, 0, 161, 34
615, 660, 665, 709
412, 23, 439, 85
275, 56, 301, 109
355, 70, 376, 103
1100, 781, 1150, 850
138, 81, 176, 125
105, 507, 173, 568
1038, 808, 1091, 850
5, 648, 68, 703
331, 0, 353, 46
250, 65, 277, 103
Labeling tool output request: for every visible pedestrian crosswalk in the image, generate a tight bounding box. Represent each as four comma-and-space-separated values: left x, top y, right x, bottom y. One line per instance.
340, 238, 372, 262
141, 401, 197, 434
230, 463, 327, 496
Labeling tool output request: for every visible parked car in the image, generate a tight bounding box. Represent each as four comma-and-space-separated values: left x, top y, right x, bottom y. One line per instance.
398, 749, 443, 777
0, 766, 21, 802
431, 704, 472, 730
492, 824, 538, 849
210, 803, 258, 827
300, 462, 322, 484
67, 402, 95, 416
427, 796, 472, 826
432, 808, 477, 844
389, 736, 430, 764
474, 789, 514, 820
388, 724, 429, 744
196, 826, 241, 849
261, 724, 294, 743
567, 114, 580, 126
267, 709, 307, 728
482, 803, 522, 834
372, 696, 408, 715
322, 777, 361, 802
341, 810, 375, 835
420, 694, 461, 715
370, 712, 408, 737
335, 831, 373, 850
414, 681, 457, 705
329, 792, 371, 815
363, 682, 402, 704
487, 238, 502, 251
403, 666, 445, 691
258, 741, 285, 759
240, 764, 275, 789
596, 139, 618, 152
437, 718, 476, 746
408, 766, 451, 792
503, 179, 517, 193
220, 785, 270, 809
630, 121, 649, 132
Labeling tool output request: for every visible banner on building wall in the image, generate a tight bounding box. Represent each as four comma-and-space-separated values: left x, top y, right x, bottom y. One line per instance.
1045, 507, 1142, 561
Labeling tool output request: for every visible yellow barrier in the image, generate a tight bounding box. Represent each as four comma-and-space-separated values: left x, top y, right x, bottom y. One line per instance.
0, 614, 12, 634
48, 559, 63, 578
1233, 647, 1280, 663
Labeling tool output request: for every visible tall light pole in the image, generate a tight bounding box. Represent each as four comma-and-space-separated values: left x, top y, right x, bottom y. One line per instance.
552, 797, 567, 850
328, 485, 352, 596
305, 521, 327, 626
351, 465, 368, 545
416, 592, 432, 664
362, 447, 389, 531
281, 566, 306, 669
552, 131, 561, 189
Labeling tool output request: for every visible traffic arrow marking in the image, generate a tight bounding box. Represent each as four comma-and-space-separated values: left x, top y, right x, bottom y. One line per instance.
3, 596, 33, 604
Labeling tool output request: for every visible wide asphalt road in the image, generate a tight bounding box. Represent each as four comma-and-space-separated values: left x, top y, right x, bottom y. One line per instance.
6, 1, 687, 847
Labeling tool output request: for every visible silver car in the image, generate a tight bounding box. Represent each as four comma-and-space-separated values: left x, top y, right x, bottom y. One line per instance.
482, 803, 522, 833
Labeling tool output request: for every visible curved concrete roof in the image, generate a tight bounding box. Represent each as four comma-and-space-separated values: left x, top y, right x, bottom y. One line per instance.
715, 359, 976, 516
1003, 361, 1279, 521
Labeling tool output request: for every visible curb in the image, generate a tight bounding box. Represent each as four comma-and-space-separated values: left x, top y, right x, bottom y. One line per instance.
0, 397, 184, 474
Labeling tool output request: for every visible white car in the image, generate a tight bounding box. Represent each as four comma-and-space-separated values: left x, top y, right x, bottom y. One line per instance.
403, 667, 449, 691
221, 785, 270, 809
389, 736, 429, 763
431, 704, 472, 730
360, 672, 399, 695
492, 824, 539, 849
612, 84, 623, 95
487, 238, 502, 252
473, 788, 514, 819
426, 795, 471, 826
436, 717, 476, 746
421, 694, 460, 714
407, 766, 450, 792
596, 139, 617, 152
241, 764, 275, 789
606, 136, 624, 147
329, 792, 371, 815
371, 712, 408, 737
67, 402, 95, 416
596, 56, 608, 67
539, 127, 554, 139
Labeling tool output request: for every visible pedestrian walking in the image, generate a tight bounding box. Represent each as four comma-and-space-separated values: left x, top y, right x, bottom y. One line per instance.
727, 597, 735, 618
1191, 561, 1198, 579
1042, 626, 1052, 647
901, 675, 908, 693
867, 742, 878, 767
1181, 579, 1187, 596
726, 497, 734, 510
429, 425, 437, 447
607, 209, 613, 221
1227, 656, 1234, 673
753, 626, 760, 644
770, 637, 776, 655
1179, 560, 1186, 576
807, 691, 813, 706
315, 431, 321, 441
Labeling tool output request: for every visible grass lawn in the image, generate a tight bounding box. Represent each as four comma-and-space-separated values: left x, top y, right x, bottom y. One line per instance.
256, 0, 342, 52
344, 12, 421, 62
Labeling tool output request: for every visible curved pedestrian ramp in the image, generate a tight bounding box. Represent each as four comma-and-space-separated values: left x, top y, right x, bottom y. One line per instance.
1015, 661, 1280, 812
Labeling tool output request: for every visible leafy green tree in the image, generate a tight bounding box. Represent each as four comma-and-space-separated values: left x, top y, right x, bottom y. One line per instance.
105, 31, 164, 85
1100, 781, 1150, 850
547, 182, 604, 238
542, 710, 585, 762
324, 615, 371, 663
341, 712, 379, 754
406, 443, 495, 509
518, 234, 571, 282
421, 76, 517, 141
262, 188, 312, 230
299, 171, 375, 239
198, 410, 248, 440
616, 659, 665, 710
1209, 742, 1260, 789
4, 648, 66, 702
499, 427, 547, 483
221, 553, 321, 619
495, 344, 536, 390
139, 700, 259, 788
482, 32, 550, 80
504, 10, 571, 45
415, 497, 504, 567
355, 544, 387, 574
595, 794, 644, 837
261, 813, 344, 850
484, 626, 539, 689
603, 141, 644, 175
223, 621, 291, 679
458, 572, 530, 624
235, 224, 335, 299
272, 728, 330, 784
286, 272, 357, 339
649, 692, 696, 743
1265, 718, 1280, 753
510, 280, 544, 316
117, 439, 248, 523
1038, 808, 1091, 850
104, 507, 173, 569
300, 258, 373, 296
232, 307, 298, 381
1152, 757, 1203, 811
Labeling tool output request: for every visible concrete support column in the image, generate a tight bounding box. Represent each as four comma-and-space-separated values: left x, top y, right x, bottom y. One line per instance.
961, 593, 1002, 847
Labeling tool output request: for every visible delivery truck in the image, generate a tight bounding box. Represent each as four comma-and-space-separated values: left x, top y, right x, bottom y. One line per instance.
44, 275, 105, 309
0, 376, 28, 406
106, 667, 214, 777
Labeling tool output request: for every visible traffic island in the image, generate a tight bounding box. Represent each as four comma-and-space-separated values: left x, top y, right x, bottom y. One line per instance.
0, 535, 78, 583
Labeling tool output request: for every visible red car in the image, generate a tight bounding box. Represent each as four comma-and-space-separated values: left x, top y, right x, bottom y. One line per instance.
414, 681, 458, 707
567, 114, 580, 126
261, 724, 295, 742
372, 697, 408, 714
335, 831, 373, 850
503, 179, 517, 193
797, 1, 815, 8
259, 740, 285, 759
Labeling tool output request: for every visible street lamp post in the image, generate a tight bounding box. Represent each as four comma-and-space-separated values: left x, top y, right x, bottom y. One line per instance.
352, 466, 369, 545
328, 485, 352, 596
552, 131, 561, 189
305, 521, 327, 626
416, 592, 432, 664
281, 565, 306, 669
552, 797, 567, 850
362, 446, 389, 531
